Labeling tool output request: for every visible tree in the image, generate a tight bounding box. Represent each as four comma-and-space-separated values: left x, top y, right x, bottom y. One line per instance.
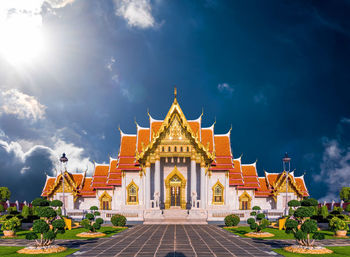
320, 205, 329, 219
21, 205, 30, 218
285, 202, 325, 247
32, 198, 50, 207
81, 206, 103, 233
247, 206, 269, 233
340, 187, 350, 202
0, 204, 5, 213
25, 206, 65, 247
0, 187, 11, 202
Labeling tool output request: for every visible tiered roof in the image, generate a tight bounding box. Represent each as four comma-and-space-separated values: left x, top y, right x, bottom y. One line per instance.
41, 171, 96, 199
42, 89, 309, 200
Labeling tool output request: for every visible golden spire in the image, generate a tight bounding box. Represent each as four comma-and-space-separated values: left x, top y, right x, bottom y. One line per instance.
174, 86, 177, 103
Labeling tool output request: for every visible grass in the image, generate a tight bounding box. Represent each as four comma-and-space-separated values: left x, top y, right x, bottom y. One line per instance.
273, 246, 350, 257
224, 226, 342, 240
0, 246, 77, 257
0, 226, 127, 240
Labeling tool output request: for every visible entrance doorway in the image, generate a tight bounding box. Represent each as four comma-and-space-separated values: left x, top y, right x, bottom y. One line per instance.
170, 175, 181, 207
165, 166, 186, 209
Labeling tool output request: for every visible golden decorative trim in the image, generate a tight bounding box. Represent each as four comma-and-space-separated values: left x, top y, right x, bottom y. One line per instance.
212, 180, 224, 205
239, 191, 252, 210
164, 166, 187, 209
126, 180, 139, 205
136, 95, 215, 165
99, 191, 112, 210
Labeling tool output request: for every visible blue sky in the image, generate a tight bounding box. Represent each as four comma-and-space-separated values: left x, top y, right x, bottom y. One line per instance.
0, 0, 349, 202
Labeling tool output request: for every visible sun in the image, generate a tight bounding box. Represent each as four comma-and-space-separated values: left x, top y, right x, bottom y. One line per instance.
0, 13, 46, 65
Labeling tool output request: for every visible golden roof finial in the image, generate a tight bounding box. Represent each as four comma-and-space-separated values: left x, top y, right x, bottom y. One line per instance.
174, 86, 177, 98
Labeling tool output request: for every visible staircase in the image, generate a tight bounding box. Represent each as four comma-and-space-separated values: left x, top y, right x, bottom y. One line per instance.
143, 207, 207, 224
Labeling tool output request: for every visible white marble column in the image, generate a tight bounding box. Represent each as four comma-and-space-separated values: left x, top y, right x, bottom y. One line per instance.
191, 159, 197, 197
155, 160, 160, 194
145, 166, 151, 209
201, 166, 206, 208
139, 172, 143, 206
121, 172, 126, 207
225, 172, 229, 207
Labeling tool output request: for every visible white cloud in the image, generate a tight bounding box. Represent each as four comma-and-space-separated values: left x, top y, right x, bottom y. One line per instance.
254, 92, 267, 105
0, 89, 46, 121
52, 138, 94, 175
114, 0, 155, 29
217, 83, 234, 96
341, 117, 350, 124
315, 139, 350, 202
106, 56, 116, 71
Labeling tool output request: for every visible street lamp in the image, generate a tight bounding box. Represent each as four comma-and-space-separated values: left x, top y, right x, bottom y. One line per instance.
283, 153, 291, 216
60, 153, 68, 216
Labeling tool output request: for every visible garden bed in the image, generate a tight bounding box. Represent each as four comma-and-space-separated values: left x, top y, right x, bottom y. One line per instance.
76, 232, 106, 238
17, 245, 67, 254
283, 245, 333, 255
244, 232, 275, 238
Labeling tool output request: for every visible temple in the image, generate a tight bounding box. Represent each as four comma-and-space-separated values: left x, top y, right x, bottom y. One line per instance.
42, 89, 309, 223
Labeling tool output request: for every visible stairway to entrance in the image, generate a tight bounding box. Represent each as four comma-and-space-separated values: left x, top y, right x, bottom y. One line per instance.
143, 207, 207, 224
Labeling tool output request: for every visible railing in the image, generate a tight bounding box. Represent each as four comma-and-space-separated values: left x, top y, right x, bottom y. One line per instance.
208, 209, 285, 220
66, 209, 140, 219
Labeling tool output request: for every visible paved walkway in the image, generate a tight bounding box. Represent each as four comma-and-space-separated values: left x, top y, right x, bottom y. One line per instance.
1, 225, 349, 257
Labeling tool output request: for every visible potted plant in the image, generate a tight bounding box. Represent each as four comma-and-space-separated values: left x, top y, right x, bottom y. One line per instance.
329, 217, 349, 237
1, 216, 21, 237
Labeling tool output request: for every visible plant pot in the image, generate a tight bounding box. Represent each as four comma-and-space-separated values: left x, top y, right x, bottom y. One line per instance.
335, 230, 347, 237
3, 230, 15, 237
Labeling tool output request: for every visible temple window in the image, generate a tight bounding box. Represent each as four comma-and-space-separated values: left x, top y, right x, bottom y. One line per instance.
174, 146, 177, 152
212, 180, 224, 205
168, 146, 171, 152
239, 191, 252, 210
99, 191, 112, 210
187, 147, 189, 152
162, 146, 165, 152
180, 146, 183, 152
127, 181, 139, 205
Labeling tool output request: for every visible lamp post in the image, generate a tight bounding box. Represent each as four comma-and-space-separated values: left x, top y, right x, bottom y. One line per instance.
283, 153, 291, 216
60, 153, 68, 216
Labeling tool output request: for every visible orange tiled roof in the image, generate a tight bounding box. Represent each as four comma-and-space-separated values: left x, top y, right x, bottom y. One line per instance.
107, 159, 122, 186
151, 121, 162, 140
255, 178, 272, 197
137, 128, 150, 152
201, 128, 214, 152
238, 164, 260, 189
68, 173, 84, 188
92, 165, 113, 188
119, 134, 137, 156
295, 177, 309, 197
41, 177, 56, 197
79, 177, 95, 196
188, 121, 200, 136
229, 158, 244, 185
214, 135, 231, 156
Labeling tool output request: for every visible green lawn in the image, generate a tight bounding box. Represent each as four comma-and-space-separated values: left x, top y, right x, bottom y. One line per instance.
274, 246, 350, 257
0, 246, 77, 257
224, 226, 341, 240
0, 226, 127, 240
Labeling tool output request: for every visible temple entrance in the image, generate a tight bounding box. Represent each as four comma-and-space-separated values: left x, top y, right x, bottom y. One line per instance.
170, 176, 181, 207
165, 166, 186, 209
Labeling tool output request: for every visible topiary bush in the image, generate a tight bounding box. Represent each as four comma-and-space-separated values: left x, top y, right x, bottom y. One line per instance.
345, 204, 350, 212
248, 206, 268, 233
25, 205, 64, 248
285, 198, 325, 247
111, 214, 127, 227
81, 206, 103, 233
224, 214, 240, 227
21, 205, 30, 218
0, 204, 5, 213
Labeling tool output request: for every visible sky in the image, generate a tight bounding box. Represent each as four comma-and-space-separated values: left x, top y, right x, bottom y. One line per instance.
0, 0, 349, 202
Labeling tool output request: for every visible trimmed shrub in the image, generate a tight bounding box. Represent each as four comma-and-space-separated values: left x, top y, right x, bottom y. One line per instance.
345, 204, 350, 212
111, 214, 127, 227
301, 198, 318, 207
21, 205, 30, 218
288, 200, 301, 208
0, 204, 5, 212
81, 206, 103, 232
248, 206, 267, 233
32, 198, 50, 207
224, 214, 240, 227
1, 217, 21, 231
50, 200, 63, 208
